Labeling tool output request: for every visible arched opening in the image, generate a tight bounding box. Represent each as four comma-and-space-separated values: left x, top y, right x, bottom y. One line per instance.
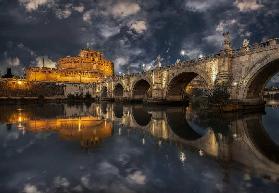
246, 59, 279, 99
114, 84, 124, 98
132, 79, 151, 101
166, 108, 204, 141
101, 87, 108, 98
166, 72, 206, 102
132, 105, 151, 126
185, 76, 208, 97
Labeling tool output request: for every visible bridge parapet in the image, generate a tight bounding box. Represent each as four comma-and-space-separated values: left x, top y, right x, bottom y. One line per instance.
232, 38, 279, 57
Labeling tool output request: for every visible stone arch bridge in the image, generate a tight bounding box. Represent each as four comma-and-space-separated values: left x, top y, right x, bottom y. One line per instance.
95, 35, 279, 105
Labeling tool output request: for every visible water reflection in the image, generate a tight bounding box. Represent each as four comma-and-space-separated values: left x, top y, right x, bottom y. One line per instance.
0, 103, 278, 192
0, 105, 113, 148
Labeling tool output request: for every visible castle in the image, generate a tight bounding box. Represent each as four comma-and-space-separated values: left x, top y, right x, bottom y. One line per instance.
25, 49, 114, 84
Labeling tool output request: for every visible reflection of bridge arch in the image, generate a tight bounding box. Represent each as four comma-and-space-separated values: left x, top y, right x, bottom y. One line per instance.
238, 55, 279, 99
166, 71, 210, 102
132, 79, 151, 101
113, 83, 124, 98
131, 105, 152, 127
244, 116, 279, 163
165, 108, 205, 141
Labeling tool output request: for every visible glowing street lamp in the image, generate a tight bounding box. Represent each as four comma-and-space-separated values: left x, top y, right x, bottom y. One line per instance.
17, 80, 23, 85
180, 50, 186, 56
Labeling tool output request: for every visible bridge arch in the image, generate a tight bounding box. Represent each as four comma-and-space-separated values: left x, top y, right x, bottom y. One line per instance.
238, 53, 279, 99
113, 83, 124, 98
132, 79, 151, 101
165, 70, 210, 102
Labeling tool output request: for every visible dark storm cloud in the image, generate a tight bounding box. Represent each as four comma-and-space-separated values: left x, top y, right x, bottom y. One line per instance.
0, 0, 279, 75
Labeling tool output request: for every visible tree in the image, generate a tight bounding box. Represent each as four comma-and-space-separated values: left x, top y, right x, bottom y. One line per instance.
208, 85, 230, 104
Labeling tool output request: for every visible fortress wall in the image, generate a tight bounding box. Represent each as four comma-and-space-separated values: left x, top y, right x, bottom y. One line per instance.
0, 79, 64, 98
26, 69, 101, 84
26, 70, 58, 82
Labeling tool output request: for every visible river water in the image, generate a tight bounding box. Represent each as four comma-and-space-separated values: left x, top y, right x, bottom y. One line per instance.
0, 102, 278, 193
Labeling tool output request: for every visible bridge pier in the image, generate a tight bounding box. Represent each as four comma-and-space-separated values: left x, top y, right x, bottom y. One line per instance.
214, 98, 266, 112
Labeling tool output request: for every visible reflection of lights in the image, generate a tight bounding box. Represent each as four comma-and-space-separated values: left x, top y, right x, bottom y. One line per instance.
179, 151, 186, 163
142, 138, 145, 145
118, 127, 122, 136
198, 149, 204, 156
17, 122, 25, 135
78, 118, 81, 132
243, 173, 251, 181
218, 133, 223, 140
158, 140, 162, 146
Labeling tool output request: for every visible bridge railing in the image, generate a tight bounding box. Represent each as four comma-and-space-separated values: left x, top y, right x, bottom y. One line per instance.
101, 38, 279, 82
233, 38, 279, 56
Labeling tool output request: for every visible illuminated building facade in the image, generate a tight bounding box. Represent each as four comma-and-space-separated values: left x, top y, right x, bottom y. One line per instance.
26, 49, 114, 84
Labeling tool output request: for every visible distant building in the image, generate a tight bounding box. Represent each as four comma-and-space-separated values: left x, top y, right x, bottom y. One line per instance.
2, 68, 14, 78
25, 49, 114, 83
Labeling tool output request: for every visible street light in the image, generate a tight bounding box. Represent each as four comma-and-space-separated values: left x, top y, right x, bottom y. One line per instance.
17, 80, 23, 85
180, 50, 186, 56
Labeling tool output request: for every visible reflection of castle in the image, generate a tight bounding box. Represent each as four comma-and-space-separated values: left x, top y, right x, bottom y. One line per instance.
6, 109, 112, 148
25, 117, 113, 148
26, 49, 114, 84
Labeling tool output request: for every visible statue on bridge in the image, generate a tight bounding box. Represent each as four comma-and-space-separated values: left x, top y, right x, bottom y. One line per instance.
242, 39, 250, 52
223, 32, 233, 53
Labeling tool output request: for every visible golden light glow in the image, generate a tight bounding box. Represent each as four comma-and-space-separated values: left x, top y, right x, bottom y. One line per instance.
17, 80, 23, 85
78, 117, 82, 132
18, 115, 22, 122
7, 113, 113, 148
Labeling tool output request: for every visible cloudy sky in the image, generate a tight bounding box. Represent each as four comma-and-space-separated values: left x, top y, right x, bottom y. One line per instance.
0, 0, 279, 75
